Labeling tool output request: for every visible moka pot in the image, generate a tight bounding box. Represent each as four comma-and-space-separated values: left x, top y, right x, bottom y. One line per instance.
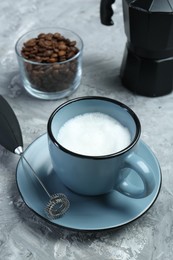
100, 0, 173, 97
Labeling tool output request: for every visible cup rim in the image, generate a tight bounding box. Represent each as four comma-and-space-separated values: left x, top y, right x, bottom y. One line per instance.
15, 26, 84, 65
47, 96, 141, 159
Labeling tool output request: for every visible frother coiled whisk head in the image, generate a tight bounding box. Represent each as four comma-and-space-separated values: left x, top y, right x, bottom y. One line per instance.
45, 193, 70, 219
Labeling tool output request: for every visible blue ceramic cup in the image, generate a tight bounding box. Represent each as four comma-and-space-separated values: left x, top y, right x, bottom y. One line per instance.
47, 96, 156, 198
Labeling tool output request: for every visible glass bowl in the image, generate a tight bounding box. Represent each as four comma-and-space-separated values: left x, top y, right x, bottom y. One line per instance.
15, 27, 83, 100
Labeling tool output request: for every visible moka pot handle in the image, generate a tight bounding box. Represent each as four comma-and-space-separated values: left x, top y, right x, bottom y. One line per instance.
100, 0, 116, 26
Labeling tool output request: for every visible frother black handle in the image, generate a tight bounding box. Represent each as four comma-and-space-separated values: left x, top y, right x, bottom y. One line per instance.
100, 0, 115, 25
0, 95, 23, 153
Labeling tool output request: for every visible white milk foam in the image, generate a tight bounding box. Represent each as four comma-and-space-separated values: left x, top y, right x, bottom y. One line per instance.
57, 112, 131, 156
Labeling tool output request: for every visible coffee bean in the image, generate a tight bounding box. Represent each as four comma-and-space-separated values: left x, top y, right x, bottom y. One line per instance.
45, 33, 53, 40
67, 51, 75, 59
44, 40, 52, 46
52, 63, 61, 69
38, 47, 46, 53
59, 44, 67, 51
37, 39, 43, 47
58, 50, 66, 57
51, 53, 58, 58
24, 39, 37, 47
35, 56, 42, 62
49, 58, 57, 63
45, 50, 53, 56
29, 53, 36, 58
69, 41, 76, 46
38, 33, 46, 39
53, 33, 61, 39
54, 48, 59, 53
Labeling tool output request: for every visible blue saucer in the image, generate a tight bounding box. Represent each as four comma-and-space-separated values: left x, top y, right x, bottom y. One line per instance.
16, 134, 161, 231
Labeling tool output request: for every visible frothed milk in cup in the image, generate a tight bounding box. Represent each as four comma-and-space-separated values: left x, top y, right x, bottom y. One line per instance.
48, 96, 156, 197
57, 112, 131, 156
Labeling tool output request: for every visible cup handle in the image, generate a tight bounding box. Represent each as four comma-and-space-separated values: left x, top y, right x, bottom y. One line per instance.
116, 152, 156, 199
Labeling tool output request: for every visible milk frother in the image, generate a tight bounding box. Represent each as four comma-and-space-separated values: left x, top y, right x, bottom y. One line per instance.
0, 95, 70, 219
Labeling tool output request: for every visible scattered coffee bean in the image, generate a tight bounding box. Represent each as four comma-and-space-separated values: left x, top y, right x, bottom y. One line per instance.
21, 32, 80, 92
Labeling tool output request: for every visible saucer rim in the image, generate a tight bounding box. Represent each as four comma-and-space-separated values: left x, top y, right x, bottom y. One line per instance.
15, 133, 162, 232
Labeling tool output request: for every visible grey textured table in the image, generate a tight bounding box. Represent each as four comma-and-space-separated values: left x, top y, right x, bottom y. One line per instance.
0, 1, 172, 259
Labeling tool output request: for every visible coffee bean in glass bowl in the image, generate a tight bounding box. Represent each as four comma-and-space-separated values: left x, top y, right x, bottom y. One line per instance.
15, 28, 83, 100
